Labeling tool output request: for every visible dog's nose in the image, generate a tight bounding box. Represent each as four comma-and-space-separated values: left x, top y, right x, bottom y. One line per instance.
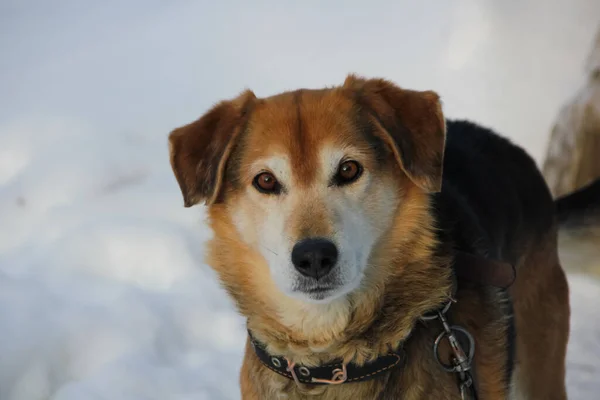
291, 238, 338, 280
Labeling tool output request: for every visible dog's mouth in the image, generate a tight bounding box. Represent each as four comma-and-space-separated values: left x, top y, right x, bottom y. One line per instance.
291, 279, 348, 302
296, 285, 335, 301
286, 263, 366, 303
304, 285, 333, 294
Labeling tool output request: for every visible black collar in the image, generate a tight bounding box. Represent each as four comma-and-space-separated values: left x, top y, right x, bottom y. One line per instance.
249, 332, 406, 385
248, 251, 514, 391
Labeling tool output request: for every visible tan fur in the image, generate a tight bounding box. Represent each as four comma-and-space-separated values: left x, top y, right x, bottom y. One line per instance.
508, 228, 570, 399
168, 75, 569, 399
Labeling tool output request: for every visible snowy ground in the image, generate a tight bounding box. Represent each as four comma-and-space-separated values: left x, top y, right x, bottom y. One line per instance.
1, 1, 599, 399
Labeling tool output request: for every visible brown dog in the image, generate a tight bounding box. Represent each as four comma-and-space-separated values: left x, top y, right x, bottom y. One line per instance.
168, 75, 585, 399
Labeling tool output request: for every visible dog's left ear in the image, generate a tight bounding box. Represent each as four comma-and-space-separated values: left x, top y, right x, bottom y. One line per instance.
344, 74, 446, 192
168, 90, 256, 207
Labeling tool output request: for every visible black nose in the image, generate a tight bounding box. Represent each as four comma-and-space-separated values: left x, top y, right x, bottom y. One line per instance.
291, 238, 338, 280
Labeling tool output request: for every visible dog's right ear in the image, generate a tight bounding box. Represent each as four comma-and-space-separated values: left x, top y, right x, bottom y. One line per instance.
343, 74, 446, 193
168, 90, 256, 207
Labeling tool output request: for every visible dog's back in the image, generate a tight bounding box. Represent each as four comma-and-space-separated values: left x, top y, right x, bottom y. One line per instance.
435, 120, 555, 263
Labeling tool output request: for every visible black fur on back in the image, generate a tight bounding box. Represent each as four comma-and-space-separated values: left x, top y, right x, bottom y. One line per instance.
432, 119, 555, 265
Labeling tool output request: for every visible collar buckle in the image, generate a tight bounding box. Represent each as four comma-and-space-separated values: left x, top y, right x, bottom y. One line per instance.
285, 358, 348, 387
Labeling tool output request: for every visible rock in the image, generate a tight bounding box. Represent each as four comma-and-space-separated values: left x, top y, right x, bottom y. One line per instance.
542, 28, 600, 198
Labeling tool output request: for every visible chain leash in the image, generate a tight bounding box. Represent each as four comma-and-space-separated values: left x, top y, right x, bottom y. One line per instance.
421, 297, 477, 400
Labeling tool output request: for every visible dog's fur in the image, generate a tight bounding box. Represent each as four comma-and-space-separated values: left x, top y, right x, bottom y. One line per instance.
167, 75, 591, 399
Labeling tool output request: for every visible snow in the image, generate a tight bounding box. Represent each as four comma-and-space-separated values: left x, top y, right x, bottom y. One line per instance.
566, 274, 600, 399
1, 1, 599, 399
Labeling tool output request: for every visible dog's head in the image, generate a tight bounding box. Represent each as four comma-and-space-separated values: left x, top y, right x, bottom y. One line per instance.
169, 75, 445, 308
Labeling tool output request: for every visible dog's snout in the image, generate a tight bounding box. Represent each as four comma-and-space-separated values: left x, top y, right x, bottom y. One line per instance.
291, 238, 338, 280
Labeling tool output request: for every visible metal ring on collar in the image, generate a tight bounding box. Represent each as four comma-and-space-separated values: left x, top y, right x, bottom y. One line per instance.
433, 326, 475, 372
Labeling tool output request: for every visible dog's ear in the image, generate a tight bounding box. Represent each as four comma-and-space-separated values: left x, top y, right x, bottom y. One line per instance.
344, 74, 446, 192
168, 90, 256, 207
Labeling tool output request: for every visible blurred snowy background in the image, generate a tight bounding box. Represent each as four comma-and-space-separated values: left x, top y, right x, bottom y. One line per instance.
1, 0, 599, 399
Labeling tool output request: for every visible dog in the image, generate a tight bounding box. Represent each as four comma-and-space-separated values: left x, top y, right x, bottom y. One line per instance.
168, 75, 599, 399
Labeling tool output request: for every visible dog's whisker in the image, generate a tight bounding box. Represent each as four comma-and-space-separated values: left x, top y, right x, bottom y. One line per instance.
261, 245, 279, 256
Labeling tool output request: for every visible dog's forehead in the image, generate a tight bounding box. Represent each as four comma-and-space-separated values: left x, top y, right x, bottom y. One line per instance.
241, 89, 364, 182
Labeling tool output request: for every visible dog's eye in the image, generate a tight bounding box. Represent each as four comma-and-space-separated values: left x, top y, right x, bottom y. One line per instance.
334, 160, 363, 185
253, 172, 281, 194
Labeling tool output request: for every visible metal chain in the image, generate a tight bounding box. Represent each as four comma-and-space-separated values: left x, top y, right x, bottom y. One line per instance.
421, 298, 478, 400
